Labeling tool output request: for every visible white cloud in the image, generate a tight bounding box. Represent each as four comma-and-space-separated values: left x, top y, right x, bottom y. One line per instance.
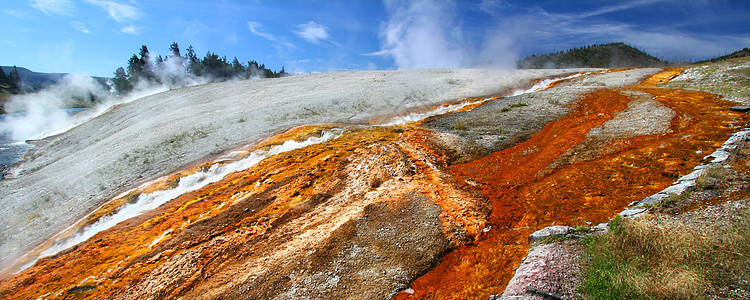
287, 58, 312, 64
477, 0, 510, 14
121, 25, 137, 34
247, 21, 295, 49
515, 4, 749, 61
361, 49, 391, 56
4, 9, 32, 18
575, 0, 674, 19
294, 21, 330, 43
72, 21, 90, 34
465, 0, 748, 63
84, 0, 141, 23
247, 21, 278, 41
29, 0, 75, 16
608, 29, 750, 61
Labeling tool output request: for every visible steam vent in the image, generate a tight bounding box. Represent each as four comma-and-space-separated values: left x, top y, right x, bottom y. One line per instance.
1, 65, 748, 299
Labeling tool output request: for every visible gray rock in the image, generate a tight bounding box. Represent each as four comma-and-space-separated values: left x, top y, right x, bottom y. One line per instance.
705, 149, 731, 164
529, 226, 574, 242
620, 208, 647, 218
730, 106, 750, 112
591, 223, 609, 234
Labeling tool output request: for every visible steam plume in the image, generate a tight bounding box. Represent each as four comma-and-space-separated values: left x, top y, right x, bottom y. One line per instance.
379, 0, 520, 70
0, 70, 204, 142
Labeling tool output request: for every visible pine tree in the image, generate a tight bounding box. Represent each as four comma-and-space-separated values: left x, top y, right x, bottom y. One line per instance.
8, 66, 21, 93
0, 67, 9, 90
138, 45, 158, 83
185, 45, 201, 77
111, 67, 132, 95
127, 54, 144, 81
231, 57, 245, 77
169, 42, 181, 58
109, 42, 288, 97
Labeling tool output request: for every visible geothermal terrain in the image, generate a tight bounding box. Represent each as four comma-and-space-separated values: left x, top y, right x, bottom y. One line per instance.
0, 59, 748, 299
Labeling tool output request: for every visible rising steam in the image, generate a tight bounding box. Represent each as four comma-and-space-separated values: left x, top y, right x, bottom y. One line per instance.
0, 75, 175, 142
1, 75, 113, 141
379, 0, 520, 70
0, 49, 247, 142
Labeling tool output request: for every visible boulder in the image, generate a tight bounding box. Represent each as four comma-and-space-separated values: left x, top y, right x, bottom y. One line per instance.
529, 225, 574, 242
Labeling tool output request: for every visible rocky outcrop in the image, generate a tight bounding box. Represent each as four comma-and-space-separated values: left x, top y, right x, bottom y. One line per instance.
496, 241, 583, 300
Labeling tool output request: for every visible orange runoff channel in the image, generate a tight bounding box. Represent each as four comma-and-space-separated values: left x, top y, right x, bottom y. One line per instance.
395, 69, 747, 299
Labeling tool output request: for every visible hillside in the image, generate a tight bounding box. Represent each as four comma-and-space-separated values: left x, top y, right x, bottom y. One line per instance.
517, 42, 667, 69
698, 47, 750, 63
0, 66, 109, 92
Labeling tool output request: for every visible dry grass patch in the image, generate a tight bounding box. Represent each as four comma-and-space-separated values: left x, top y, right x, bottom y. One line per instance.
696, 166, 731, 190
581, 211, 750, 299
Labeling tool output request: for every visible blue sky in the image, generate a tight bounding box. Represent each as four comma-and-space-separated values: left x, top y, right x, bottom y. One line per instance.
1, 0, 748, 77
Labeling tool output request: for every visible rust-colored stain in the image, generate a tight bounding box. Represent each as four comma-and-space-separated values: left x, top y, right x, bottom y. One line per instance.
0, 69, 745, 299
395, 69, 746, 299
0, 126, 402, 299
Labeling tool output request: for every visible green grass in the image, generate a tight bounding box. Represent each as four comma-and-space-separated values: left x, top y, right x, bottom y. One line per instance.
508, 103, 529, 108
580, 213, 750, 299
696, 166, 730, 190
501, 103, 529, 113
654, 192, 692, 209
452, 121, 467, 131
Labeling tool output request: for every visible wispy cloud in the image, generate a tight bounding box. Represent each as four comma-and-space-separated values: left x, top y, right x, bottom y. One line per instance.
4, 9, 32, 18
560, 23, 750, 60
121, 25, 137, 35
247, 21, 295, 48
84, 0, 141, 23
294, 21, 331, 44
361, 49, 391, 56
29, 0, 75, 16
72, 21, 90, 34
247, 21, 278, 41
575, 0, 673, 19
512, 1, 749, 60
461, 0, 747, 63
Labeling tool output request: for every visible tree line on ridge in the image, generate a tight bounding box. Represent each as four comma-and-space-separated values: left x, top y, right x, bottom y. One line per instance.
110, 42, 286, 96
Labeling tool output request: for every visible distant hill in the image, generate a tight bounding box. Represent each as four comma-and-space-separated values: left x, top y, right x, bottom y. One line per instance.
517, 42, 667, 69
698, 47, 750, 63
0, 66, 109, 92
